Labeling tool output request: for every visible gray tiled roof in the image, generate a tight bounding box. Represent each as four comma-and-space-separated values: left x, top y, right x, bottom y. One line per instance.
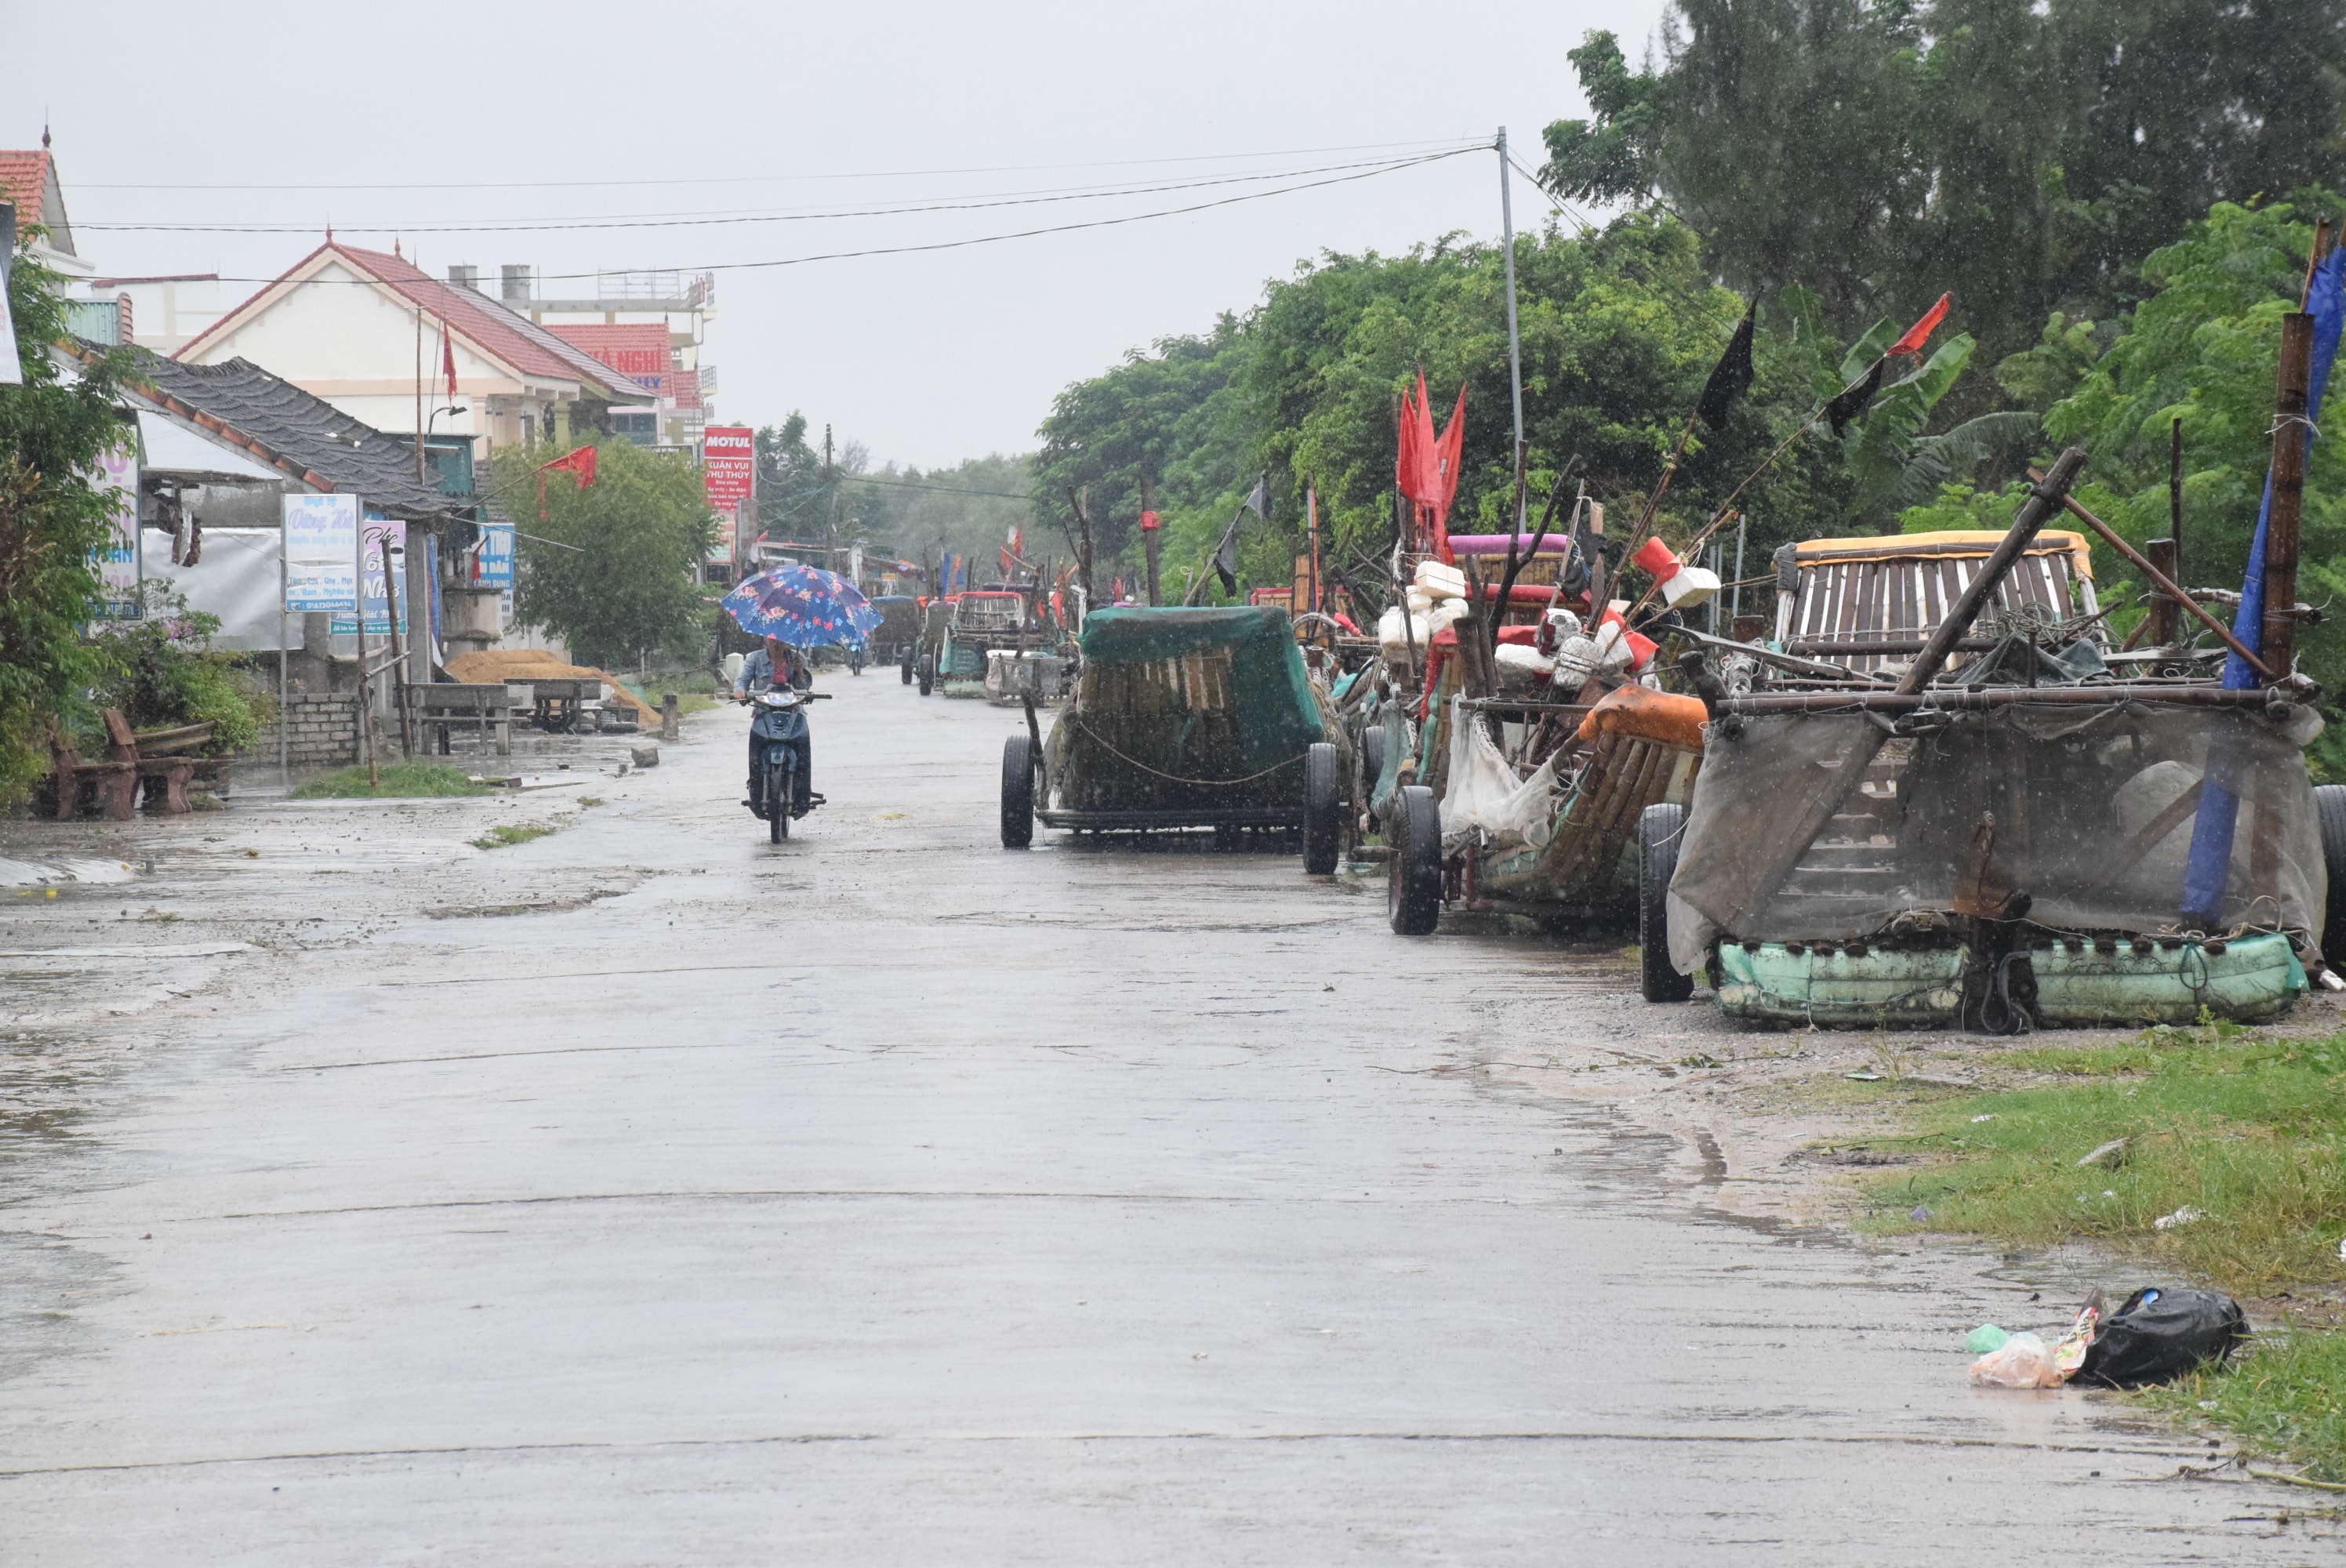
128, 353, 459, 519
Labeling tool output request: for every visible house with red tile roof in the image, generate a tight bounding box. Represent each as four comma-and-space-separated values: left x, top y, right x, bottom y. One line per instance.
0, 141, 95, 280
545, 321, 705, 448
173, 241, 640, 460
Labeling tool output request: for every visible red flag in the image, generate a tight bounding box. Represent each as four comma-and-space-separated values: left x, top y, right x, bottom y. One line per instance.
1395, 382, 1422, 499
1429, 383, 1466, 517
1423, 383, 1468, 564
1409, 371, 1440, 502
536, 443, 597, 520
439, 314, 457, 400
1889, 293, 1950, 357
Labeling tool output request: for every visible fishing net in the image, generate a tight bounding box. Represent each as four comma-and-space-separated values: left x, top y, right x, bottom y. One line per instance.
1668, 701, 2326, 975
1046, 607, 1335, 811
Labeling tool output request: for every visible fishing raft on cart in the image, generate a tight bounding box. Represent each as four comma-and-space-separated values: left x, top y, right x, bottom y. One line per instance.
1660, 418, 2346, 1026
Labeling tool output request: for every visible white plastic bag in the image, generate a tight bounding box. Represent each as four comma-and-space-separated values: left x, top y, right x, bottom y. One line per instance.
1968, 1331, 2064, 1388
1439, 696, 1560, 853
1426, 599, 1471, 635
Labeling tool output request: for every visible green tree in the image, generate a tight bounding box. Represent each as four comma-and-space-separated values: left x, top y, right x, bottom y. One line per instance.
495, 437, 715, 667
1032, 216, 1901, 605
0, 241, 135, 799
1903, 197, 2346, 702
1030, 321, 1250, 592
1543, 2, 2346, 365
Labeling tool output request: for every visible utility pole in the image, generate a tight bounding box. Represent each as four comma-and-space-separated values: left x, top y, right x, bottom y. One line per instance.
1140, 474, 1162, 605
822, 423, 837, 573
1497, 129, 1527, 532
1066, 486, 1096, 612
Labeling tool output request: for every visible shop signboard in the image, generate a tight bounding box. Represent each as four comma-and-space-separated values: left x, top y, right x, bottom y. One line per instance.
283, 492, 360, 612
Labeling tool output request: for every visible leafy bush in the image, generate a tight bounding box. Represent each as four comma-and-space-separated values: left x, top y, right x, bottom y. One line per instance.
84, 584, 271, 757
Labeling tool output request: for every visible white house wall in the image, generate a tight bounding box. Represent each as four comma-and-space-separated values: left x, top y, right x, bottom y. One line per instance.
180, 258, 576, 448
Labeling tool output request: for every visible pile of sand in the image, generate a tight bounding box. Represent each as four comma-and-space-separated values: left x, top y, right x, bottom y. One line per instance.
444, 650, 664, 726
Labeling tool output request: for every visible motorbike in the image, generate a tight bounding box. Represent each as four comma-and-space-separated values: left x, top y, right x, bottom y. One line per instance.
745, 688, 830, 842
848, 641, 867, 676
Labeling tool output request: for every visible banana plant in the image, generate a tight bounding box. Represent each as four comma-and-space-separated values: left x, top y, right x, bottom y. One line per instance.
1783, 287, 2036, 524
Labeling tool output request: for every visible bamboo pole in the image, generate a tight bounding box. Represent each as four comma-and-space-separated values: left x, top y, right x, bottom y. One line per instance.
2260, 310, 2315, 678
2026, 470, 2275, 680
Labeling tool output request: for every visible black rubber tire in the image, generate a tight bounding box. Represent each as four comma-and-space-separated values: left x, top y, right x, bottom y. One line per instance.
1302, 742, 1342, 874
767, 759, 787, 844
1387, 785, 1442, 935
1361, 723, 1385, 787
917, 654, 935, 695
2315, 784, 2346, 964
1000, 733, 1035, 848
1639, 802, 1693, 1002
900, 648, 913, 685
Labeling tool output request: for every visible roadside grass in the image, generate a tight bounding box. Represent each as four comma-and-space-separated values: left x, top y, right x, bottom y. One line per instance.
1866, 1026, 2346, 1289
618, 677, 719, 722
1860, 1020, 2346, 1481
2145, 1326, 2346, 1483
470, 823, 555, 851
292, 762, 489, 800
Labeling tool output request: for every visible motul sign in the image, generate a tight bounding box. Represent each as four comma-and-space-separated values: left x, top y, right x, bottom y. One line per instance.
703, 426, 754, 510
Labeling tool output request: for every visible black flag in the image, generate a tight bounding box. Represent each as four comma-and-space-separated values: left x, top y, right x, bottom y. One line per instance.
1215, 472, 1267, 597
1213, 522, 1241, 597
1240, 471, 1269, 519
1694, 304, 1756, 431
1825, 357, 1887, 437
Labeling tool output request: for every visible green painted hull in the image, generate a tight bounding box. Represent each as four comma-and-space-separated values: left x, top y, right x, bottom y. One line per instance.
1712, 932, 2306, 1027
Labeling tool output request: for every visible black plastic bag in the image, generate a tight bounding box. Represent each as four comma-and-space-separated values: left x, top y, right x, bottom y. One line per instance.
2072, 1287, 2248, 1388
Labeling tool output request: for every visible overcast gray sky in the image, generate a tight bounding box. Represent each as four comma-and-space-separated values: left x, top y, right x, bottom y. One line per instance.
14, 0, 1667, 469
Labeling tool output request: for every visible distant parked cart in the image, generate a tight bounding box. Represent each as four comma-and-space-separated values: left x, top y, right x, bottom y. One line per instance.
1000, 605, 1350, 873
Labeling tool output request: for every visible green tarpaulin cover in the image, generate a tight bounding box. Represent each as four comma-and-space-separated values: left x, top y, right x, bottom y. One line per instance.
1077, 607, 1324, 773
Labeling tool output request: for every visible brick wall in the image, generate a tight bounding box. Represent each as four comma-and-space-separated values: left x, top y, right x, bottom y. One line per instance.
251, 693, 361, 768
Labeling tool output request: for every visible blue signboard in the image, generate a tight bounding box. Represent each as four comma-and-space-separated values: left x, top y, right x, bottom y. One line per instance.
474, 521, 515, 589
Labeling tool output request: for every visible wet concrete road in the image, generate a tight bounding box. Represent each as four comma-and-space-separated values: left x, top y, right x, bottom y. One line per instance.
0, 678, 2317, 1563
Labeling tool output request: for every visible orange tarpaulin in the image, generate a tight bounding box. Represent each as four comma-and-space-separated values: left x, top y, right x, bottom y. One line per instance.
1575, 684, 1707, 752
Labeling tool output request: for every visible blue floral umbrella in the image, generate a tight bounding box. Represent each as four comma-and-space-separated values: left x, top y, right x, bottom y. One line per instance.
722, 564, 881, 648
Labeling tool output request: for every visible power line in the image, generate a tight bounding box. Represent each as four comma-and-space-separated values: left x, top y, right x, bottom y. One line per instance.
73, 136, 1485, 193
183, 148, 1483, 284
78, 152, 1482, 236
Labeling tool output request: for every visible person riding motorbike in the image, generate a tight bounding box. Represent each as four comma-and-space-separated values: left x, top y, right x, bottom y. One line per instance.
734, 636, 814, 818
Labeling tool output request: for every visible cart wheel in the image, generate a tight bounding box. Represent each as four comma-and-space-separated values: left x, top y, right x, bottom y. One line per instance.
1387, 785, 1441, 935
900, 647, 913, 685
1639, 802, 1692, 1002
1361, 723, 1385, 786
2317, 786, 2346, 965
1302, 742, 1341, 875
1001, 733, 1035, 848
918, 654, 935, 695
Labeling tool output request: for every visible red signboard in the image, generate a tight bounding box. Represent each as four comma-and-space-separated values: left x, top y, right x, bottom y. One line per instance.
547, 323, 700, 408
703, 426, 754, 510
